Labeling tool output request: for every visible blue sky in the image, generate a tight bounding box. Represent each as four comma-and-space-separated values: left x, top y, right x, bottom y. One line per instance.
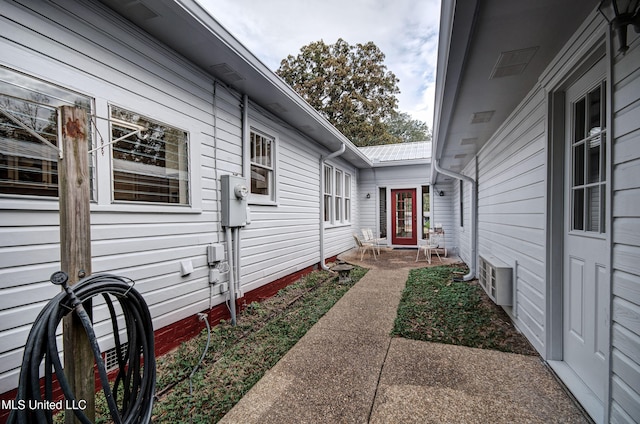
197, 0, 441, 128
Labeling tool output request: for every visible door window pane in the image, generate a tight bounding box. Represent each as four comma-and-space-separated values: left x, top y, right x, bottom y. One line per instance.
570, 81, 606, 234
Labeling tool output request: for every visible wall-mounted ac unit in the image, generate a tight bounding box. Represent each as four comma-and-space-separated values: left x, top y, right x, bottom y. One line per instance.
478, 255, 513, 306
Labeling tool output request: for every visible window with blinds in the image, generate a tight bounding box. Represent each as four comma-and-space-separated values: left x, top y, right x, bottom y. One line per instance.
250, 130, 274, 200
110, 106, 189, 205
0, 66, 93, 198
571, 82, 606, 233
324, 164, 332, 222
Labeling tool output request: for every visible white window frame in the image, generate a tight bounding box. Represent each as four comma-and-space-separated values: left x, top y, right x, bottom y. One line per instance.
323, 164, 333, 223
324, 164, 352, 226
245, 121, 278, 205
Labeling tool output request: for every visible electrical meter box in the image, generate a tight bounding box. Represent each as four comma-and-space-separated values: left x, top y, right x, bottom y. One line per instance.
221, 174, 248, 227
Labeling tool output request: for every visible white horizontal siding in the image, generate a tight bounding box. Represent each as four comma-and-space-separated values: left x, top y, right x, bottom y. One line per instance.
475, 86, 547, 353
610, 35, 640, 422
431, 180, 456, 255
0, 0, 225, 395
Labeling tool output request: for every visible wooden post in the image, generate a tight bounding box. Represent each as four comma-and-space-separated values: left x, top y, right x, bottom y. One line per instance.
58, 106, 95, 423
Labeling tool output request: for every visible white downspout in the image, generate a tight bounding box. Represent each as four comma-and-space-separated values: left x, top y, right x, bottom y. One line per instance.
319, 143, 346, 270
433, 159, 477, 281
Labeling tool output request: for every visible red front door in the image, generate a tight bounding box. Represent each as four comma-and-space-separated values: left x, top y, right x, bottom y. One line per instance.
391, 189, 417, 246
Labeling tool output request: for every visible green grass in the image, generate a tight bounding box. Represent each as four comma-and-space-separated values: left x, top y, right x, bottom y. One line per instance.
54, 266, 367, 423
392, 265, 536, 354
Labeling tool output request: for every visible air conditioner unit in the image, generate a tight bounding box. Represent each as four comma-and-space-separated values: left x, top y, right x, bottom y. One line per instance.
478, 255, 513, 306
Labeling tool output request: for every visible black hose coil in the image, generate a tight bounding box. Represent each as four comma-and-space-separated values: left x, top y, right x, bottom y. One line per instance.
8, 273, 156, 424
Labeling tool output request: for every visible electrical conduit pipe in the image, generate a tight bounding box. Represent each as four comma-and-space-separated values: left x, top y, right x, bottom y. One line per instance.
319, 143, 346, 270
433, 159, 477, 281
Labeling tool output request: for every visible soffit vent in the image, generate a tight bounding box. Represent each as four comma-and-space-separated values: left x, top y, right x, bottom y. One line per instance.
210, 63, 244, 82
460, 137, 478, 146
490, 46, 539, 79
454, 153, 467, 159
267, 103, 287, 113
471, 110, 494, 124
121, 1, 158, 21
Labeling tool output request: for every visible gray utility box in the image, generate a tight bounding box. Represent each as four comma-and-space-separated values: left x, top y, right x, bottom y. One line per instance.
221, 174, 248, 227
478, 255, 513, 306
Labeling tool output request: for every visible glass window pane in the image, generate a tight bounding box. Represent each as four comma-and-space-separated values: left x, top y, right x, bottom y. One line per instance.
573, 188, 584, 231
588, 86, 601, 136
250, 165, 270, 195
112, 106, 189, 204
573, 143, 585, 186
324, 195, 331, 222
0, 67, 93, 198
586, 186, 600, 232
574, 98, 585, 142
587, 137, 601, 184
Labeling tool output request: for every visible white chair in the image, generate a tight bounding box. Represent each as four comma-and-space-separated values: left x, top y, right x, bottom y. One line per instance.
353, 234, 377, 261
416, 232, 443, 264
361, 228, 383, 254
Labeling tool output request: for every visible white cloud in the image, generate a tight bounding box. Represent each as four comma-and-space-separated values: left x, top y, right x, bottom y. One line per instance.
197, 0, 440, 128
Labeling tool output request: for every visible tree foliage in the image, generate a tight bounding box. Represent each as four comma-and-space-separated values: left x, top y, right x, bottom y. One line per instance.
277, 38, 409, 147
385, 112, 432, 143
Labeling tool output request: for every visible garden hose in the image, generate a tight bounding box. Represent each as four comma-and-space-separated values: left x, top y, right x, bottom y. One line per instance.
8, 272, 156, 424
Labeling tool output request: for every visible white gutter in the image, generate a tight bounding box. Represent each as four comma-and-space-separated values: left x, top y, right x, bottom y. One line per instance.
319, 143, 346, 270
433, 159, 477, 281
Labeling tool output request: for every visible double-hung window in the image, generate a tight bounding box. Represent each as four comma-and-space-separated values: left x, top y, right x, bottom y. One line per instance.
0, 67, 93, 198
323, 164, 332, 222
250, 129, 275, 202
324, 165, 352, 225
111, 106, 189, 204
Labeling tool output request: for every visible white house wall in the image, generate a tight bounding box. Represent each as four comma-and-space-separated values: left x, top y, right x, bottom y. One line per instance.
357, 164, 436, 245
473, 86, 548, 353
454, 8, 640, 421
431, 179, 456, 255
610, 32, 640, 423
0, 0, 360, 396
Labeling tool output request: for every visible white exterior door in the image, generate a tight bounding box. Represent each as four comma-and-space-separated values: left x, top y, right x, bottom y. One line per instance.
563, 58, 609, 412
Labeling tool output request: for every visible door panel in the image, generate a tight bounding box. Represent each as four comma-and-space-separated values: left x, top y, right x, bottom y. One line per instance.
391, 189, 417, 245
563, 57, 608, 407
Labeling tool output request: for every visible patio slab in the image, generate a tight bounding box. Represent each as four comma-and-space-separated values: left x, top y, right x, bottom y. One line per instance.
220, 248, 590, 424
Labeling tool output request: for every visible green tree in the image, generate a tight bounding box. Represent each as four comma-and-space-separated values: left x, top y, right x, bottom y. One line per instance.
277, 38, 402, 147
385, 112, 432, 143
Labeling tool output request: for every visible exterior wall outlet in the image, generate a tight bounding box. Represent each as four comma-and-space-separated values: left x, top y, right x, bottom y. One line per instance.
209, 268, 220, 284
207, 243, 224, 264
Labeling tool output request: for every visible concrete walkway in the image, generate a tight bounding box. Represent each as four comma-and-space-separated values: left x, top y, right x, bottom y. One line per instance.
220, 250, 589, 423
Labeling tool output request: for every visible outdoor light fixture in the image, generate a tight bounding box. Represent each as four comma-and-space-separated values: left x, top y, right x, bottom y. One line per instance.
439, 190, 445, 197
366, 193, 371, 199
598, 0, 640, 54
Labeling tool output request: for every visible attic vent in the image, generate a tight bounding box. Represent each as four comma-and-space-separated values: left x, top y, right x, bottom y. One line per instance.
210, 63, 244, 82
471, 110, 494, 124
478, 255, 513, 306
454, 153, 467, 159
490, 47, 538, 79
